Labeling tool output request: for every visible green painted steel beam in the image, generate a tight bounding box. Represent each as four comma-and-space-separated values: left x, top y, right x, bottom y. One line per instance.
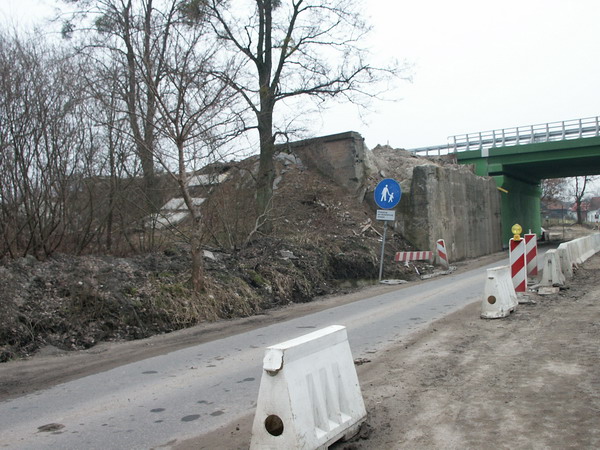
457, 136, 600, 180
455, 135, 600, 244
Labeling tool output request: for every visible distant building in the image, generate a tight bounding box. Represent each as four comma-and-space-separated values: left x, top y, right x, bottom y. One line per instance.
587, 208, 600, 223
541, 199, 575, 220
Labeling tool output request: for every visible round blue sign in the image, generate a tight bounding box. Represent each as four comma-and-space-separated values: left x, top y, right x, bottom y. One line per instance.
374, 178, 401, 209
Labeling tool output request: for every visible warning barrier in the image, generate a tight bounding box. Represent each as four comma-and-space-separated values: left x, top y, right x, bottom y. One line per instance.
436, 239, 449, 269
539, 249, 566, 287
509, 238, 527, 293
480, 265, 518, 319
250, 325, 366, 450
394, 251, 433, 263
524, 233, 538, 279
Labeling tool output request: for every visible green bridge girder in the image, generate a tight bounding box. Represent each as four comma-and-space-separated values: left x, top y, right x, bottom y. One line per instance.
457, 136, 600, 244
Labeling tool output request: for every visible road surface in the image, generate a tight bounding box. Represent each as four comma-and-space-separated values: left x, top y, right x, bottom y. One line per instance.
0, 254, 517, 449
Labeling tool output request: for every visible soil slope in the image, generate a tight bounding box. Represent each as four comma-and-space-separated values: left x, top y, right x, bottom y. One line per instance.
0, 150, 437, 362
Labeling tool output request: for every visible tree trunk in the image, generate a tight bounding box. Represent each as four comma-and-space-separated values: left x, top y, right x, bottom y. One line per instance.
174, 139, 205, 292
253, 0, 276, 234
256, 126, 275, 232
190, 236, 205, 292
122, 1, 159, 214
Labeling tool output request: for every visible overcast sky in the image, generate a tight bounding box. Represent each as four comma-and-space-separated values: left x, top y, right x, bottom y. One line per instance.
2, 0, 599, 150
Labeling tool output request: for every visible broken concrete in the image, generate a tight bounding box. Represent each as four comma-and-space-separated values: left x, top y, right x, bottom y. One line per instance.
280, 131, 377, 200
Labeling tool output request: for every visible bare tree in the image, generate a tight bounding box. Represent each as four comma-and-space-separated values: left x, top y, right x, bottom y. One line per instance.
61, 0, 184, 212
149, 13, 239, 291
80, 59, 140, 253
541, 178, 568, 203
0, 32, 98, 258
205, 0, 401, 231
572, 176, 597, 224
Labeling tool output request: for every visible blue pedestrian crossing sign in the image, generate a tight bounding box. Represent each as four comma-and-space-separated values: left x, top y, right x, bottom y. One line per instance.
374, 178, 401, 209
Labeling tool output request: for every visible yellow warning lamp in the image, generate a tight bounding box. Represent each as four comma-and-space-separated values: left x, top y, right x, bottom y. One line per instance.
511, 223, 523, 241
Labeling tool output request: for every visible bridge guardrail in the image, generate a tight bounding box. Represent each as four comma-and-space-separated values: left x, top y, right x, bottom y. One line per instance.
410, 116, 600, 156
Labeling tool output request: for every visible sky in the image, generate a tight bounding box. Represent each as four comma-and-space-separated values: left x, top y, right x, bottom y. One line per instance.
2, 0, 600, 150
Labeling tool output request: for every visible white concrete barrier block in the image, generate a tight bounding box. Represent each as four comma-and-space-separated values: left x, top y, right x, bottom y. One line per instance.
481, 265, 518, 319
557, 243, 574, 279
567, 240, 580, 267
594, 233, 600, 252
579, 233, 600, 263
250, 325, 366, 450
593, 234, 600, 253
570, 236, 593, 264
539, 249, 566, 287
578, 237, 595, 263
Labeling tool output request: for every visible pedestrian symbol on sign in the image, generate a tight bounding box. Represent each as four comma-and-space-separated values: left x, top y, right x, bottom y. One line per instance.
380, 184, 390, 202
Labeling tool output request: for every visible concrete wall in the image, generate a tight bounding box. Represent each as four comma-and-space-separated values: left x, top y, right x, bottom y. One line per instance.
281, 132, 376, 200
396, 165, 503, 261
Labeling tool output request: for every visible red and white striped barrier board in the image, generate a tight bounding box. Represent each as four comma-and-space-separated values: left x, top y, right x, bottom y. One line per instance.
394, 251, 433, 263
525, 233, 538, 278
509, 238, 527, 293
436, 239, 449, 269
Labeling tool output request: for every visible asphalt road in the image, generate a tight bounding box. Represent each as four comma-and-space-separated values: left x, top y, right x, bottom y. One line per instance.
0, 255, 516, 449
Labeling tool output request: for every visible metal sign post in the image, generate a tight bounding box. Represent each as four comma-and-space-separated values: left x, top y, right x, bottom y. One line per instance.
374, 179, 401, 282
378, 221, 388, 281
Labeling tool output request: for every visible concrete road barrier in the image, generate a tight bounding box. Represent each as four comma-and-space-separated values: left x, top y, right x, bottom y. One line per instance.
481, 265, 518, 319
250, 325, 366, 449
568, 233, 600, 265
557, 243, 574, 279
539, 249, 566, 287
555, 233, 600, 276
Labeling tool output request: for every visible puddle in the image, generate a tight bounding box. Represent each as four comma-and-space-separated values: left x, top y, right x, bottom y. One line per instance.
38, 423, 64, 433
181, 415, 201, 422
236, 377, 255, 384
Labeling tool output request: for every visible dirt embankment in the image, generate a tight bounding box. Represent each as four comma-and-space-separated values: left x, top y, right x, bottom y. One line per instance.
0, 159, 435, 363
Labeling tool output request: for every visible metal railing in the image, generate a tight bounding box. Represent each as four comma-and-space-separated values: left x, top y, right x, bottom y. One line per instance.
409, 116, 600, 157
